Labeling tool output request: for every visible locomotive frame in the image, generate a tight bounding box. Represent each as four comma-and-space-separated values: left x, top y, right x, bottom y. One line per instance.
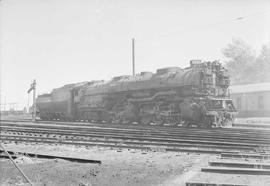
36, 60, 236, 128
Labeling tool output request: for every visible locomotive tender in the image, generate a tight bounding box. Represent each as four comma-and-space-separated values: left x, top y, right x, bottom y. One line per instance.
36, 60, 236, 128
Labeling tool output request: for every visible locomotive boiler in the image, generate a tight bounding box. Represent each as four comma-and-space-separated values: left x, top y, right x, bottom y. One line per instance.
36, 60, 236, 128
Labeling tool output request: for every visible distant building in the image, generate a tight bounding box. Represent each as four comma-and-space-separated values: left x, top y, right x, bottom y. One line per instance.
230, 82, 270, 117
0, 110, 24, 115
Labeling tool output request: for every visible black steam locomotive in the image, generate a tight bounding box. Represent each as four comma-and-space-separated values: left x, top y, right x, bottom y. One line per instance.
36, 60, 236, 128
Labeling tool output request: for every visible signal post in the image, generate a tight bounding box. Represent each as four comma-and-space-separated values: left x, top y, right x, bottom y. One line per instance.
27, 79, 36, 122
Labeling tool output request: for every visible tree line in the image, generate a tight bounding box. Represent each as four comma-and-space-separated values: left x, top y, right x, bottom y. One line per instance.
222, 38, 270, 85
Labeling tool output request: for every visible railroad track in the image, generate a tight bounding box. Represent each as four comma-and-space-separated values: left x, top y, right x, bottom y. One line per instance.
2, 118, 270, 130
2, 121, 270, 142
2, 119, 270, 186
1, 120, 270, 155
2, 119, 270, 135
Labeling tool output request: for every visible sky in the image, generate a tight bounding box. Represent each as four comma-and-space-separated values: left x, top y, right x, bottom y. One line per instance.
0, 0, 270, 110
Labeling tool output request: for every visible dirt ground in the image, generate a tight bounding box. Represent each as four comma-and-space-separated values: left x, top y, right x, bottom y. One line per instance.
1, 143, 270, 186
0, 143, 209, 186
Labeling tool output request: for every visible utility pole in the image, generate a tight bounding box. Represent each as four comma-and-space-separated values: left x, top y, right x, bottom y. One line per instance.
132, 38, 135, 76
27, 79, 36, 122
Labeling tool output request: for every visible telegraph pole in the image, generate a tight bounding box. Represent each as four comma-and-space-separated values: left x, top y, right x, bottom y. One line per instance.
132, 38, 135, 76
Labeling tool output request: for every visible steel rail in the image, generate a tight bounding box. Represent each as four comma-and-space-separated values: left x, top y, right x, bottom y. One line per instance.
2, 119, 270, 135
2, 120, 270, 136
0, 135, 245, 154
0, 130, 263, 146
2, 125, 269, 142
209, 161, 270, 169
186, 183, 248, 186
201, 167, 270, 175
0, 134, 257, 151
0, 149, 101, 164
0, 143, 34, 186
1, 127, 268, 148
221, 153, 270, 159
1, 126, 270, 146
2, 122, 270, 140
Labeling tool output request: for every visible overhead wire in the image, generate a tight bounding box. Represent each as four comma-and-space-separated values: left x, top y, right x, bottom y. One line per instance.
135, 9, 270, 43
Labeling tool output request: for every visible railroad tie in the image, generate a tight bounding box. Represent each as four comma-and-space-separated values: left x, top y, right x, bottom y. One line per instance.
186, 182, 249, 186
201, 167, 270, 175
209, 161, 270, 169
